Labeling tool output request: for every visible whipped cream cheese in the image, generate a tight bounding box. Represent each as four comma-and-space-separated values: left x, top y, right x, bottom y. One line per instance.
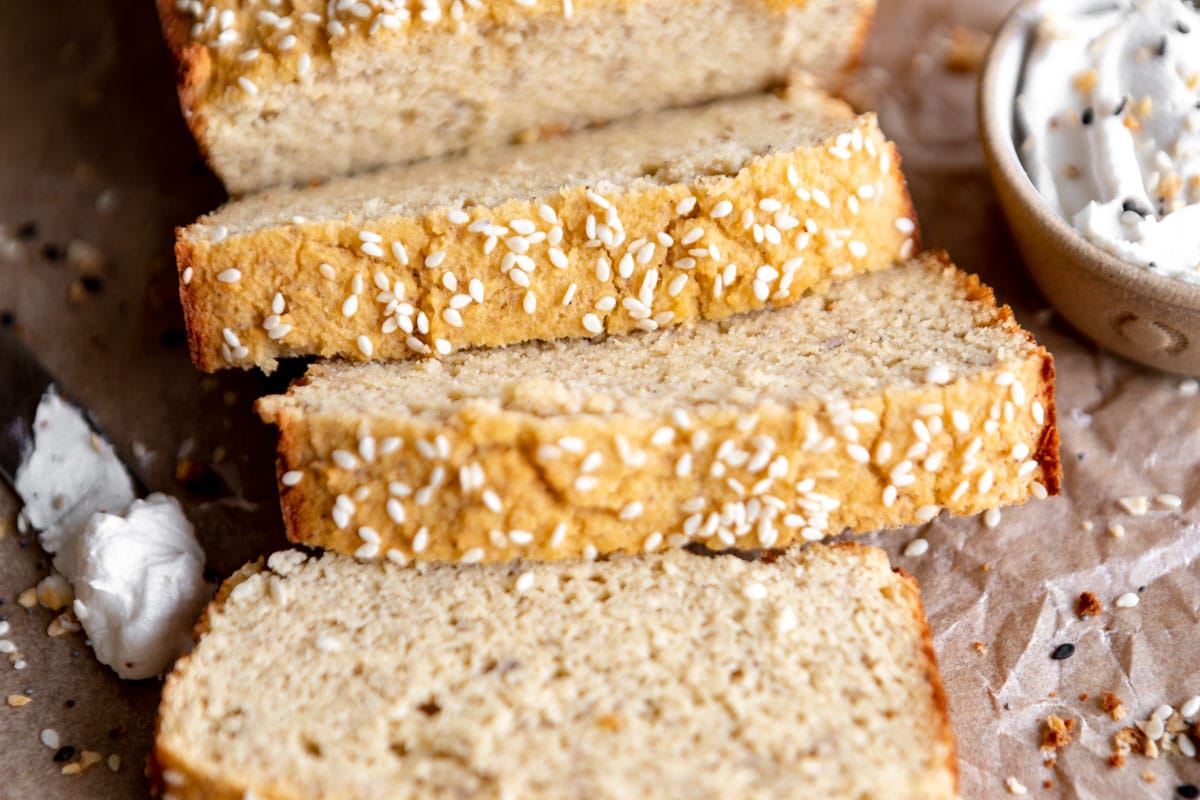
14, 389, 210, 679
1017, 0, 1200, 281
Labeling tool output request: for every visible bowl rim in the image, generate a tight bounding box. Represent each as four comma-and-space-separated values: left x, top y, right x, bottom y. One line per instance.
977, 0, 1200, 308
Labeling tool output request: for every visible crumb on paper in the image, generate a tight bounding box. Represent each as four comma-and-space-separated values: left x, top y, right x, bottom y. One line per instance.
943, 25, 991, 73
1100, 692, 1127, 721
1141, 771, 1156, 783
972, 641, 988, 654
1042, 715, 1076, 751
1108, 523, 1127, 538
1077, 592, 1103, 618
1117, 496, 1149, 516
17, 587, 37, 608
1005, 776, 1028, 795
7, 694, 31, 707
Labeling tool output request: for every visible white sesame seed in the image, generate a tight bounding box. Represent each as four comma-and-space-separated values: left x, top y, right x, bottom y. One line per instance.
1181, 696, 1200, 720
896, 217, 916, 235
903, 538, 929, 557
391, 242, 408, 264
983, 507, 1002, 529
582, 313, 603, 334
425, 250, 446, 268
411, 527, 429, 553
442, 308, 464, 328
341, 295, 359, 317
217, 268, 242, 283
386, 499, 406, 524
549, 248, 568, 269
237, 76, 258, 95
481, 490, 502, 513
447, 209, 470, 225
1181, 379, 1200, 397
847, 444, 870, 463
434, 338, 451, 355
619, 502, 644, 520
538, 204, 557, 224
1115, 592, 1140, 608
710, 200, 733, 219
915, 505, 940, 522
509, 530, 534, 546
1155, 493, 1183, 509
515, 573, 535, 592
574, 476, 598, 492
319, 262, 336, 279
523, 291, 537, 314
977, 470, 995, 494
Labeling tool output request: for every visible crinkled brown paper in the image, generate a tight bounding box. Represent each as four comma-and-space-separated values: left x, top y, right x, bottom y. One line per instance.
1, 0, 1197, 797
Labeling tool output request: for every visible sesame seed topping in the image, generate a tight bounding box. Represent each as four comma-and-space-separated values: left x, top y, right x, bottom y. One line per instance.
1115, 592, 1140, 608
710, 200, 733, 219
425, 250, 447, 268
341, 295, 359, 317
217, 268, 242, 283
619, 502, 644, 520
903, 537, 929, 557
412, 527, 429, 553
915, 505, 939, 522
515, 573, 535, 592
237, 76, 258, 95
356, 336, 373, 357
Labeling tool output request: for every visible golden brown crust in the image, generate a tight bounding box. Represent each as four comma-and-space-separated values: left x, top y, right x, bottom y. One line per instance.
175, 235, 217, 372
155, 0, 215, 168
892, 563, 960, 797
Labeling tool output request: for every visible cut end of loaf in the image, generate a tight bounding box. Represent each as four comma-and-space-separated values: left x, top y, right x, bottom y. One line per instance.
154, 542, 958, 799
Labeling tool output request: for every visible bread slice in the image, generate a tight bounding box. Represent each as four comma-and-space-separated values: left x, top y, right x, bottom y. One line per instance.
157, 0, 876, 193
153, 543, 958, 799
255, 253, 1060, 564
176, 88, 916, 373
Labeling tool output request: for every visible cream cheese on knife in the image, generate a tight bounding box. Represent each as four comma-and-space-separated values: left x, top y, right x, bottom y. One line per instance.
14, 389, 210, 680
1017, 0, 1200, 281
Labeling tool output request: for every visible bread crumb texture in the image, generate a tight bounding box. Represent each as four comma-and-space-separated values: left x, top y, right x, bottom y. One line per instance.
154, 543, 958, 799
157, 0, 875, 191
178, 90, 914, 372
255, 254, 1060, 564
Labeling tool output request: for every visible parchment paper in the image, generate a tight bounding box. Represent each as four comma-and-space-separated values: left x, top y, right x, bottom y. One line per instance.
1, 0, 1198, 797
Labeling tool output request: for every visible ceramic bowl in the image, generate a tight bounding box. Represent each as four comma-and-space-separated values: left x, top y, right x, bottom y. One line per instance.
978, 0, 1200, 376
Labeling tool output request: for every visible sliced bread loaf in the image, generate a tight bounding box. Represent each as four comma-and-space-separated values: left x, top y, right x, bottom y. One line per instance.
158, 0, 876, 193
177, 88, 916, 373
154, 543, 958, 799
255, 253, 1060, 565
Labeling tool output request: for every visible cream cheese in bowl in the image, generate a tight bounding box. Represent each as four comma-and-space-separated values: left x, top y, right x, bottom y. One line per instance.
1016, 0, 1200, 281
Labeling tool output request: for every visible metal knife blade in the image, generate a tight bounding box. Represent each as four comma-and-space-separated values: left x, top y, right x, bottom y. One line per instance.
0, 326, 57, 484
0, 326, 144, 493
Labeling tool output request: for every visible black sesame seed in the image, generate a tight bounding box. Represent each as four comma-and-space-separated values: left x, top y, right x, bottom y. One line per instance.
79, 275, 103, 294
1122, 198, 1151, 217
52, 746, 76, 763
1178, 21, 1192, 34
64, 699, 75, 709
1113, 96, 1128, 116
16, 221, 38, 240
1081, 107, 1095, 125
1051, 643, 1076, 660
0, 310, 13, 327
40, 243, 63, 262
1178, 785, 1200, 799
1156, 35, 1169, 56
